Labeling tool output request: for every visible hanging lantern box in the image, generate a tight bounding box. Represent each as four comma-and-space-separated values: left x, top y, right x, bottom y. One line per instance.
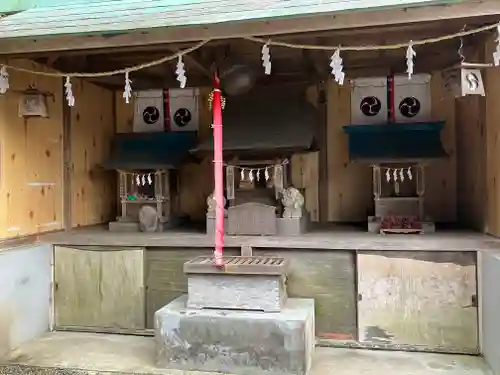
442, 63, 487, 98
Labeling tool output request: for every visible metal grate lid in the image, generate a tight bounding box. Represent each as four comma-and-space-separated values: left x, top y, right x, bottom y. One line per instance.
183, 256, 288, 275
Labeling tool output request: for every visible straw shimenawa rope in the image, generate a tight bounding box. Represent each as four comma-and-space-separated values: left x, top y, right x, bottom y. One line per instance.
243, 23, 499, 51
1, 22, 499, 78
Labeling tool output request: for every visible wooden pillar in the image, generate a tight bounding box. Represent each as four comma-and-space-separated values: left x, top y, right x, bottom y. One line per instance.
317, 82, 329, 223
164, 170, 170, 221
119, 171, 127, 220
226, 165, 235, 203
154, 170, 163, 220
62, 78, 72, 231
416, 165, 426, 220
372, 165, 381, 199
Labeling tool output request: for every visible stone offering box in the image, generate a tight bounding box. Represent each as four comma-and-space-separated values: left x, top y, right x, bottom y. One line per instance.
183, 255, 289, 312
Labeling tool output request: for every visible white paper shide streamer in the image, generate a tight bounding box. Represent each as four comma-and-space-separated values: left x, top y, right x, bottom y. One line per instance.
330, 49, 345, 85
135, 173, 153, 186
493, 24, 500, 66
0, 65, 9, 94
385, 167, 413, 182
176, 55, 187, 88
262, 43, 272, 75
123, 71, 132, 104
238, 165, 275, 182
64, 76, 75, 107
406, 41, 416, 79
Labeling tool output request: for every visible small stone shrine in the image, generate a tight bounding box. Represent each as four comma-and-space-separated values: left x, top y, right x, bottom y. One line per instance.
154, 250, 315, 375
190, 90, 317, 237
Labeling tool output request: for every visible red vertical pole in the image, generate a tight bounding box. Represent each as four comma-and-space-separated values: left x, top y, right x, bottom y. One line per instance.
212, 72, 224, 266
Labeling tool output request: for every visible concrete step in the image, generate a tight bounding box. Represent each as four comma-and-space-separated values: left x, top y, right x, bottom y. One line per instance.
0, 332, 492, 375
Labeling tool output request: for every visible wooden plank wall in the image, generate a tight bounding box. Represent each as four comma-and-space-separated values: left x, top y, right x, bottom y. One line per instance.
325, 82, 372, 222
427, 74, 457, 222
54, 246, 145, 330
0, 60, 117, 239
453, 34, 500, 237
0, 60, 64, 238
485, 36, 500, 237
70, 80, 116, 227
455, 93, 486, 229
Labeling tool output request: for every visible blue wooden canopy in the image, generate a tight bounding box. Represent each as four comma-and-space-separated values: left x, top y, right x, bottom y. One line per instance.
342, 122, 447, 163
103, 131, 197, 170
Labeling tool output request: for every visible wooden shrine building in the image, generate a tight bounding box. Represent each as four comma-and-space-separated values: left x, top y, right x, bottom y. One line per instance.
0, 1, 500, 375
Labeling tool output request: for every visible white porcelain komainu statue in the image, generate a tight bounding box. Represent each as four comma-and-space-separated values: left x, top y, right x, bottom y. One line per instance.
207, 192, 227, 215
281, 187, 305, 219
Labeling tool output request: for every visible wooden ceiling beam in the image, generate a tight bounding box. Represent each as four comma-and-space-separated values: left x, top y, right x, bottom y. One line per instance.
274, 15, 498, 42
302, 49, 329, 79
2, 1, 499, 56
7, 15, 492, 67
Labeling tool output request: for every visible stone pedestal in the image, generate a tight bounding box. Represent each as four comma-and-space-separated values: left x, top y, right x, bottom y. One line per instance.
108, 220, 171, 232
108, 221, 141, 232
206, 215, 228, 236
277, 214, 309, 236
155, 255, 315, 375
367, 216, 436, 233
155, 295, 315, 375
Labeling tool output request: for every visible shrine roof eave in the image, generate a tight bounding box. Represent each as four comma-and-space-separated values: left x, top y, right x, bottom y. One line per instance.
102, 161, 177, 171
343, 121, 447, 163
190, 144, 316, 158
102, 131, 197, 171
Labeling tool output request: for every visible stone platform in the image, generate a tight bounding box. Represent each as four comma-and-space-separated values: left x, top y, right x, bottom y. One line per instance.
154, 295, 315, 375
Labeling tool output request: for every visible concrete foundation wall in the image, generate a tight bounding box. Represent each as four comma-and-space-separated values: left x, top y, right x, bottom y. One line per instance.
0, 244, 52, 359
479, 251, 500, 375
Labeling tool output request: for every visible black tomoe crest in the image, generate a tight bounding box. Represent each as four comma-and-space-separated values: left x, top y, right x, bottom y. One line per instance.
360, 96, 382, 117
174, 108, 192, 127
143, 106, 160, 124
399, 97, 421, 118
